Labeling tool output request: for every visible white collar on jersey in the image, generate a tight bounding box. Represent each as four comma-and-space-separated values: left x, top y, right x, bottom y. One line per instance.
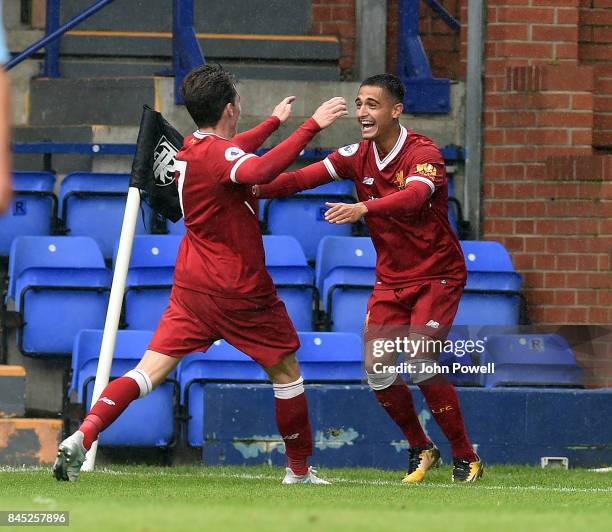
372, 125, 408, 171
192, 130, 228, 140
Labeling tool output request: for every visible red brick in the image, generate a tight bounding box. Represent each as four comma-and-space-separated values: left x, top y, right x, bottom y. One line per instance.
504, 201, 527, 217
532, 25, 579, 43
546, 237, 567, 253
577, 290, 598, 306
540, 65, 594, 91
557, 254, 579, 270
498, 42, 555, 59
571, 129, 593, 145
537, 111, 593, 128
578, 254, 600, 269
580, 9, 612, 25
557, 7, 581, 24
515, 219, 536, 234
567, 307, 590, 324
588, 272, 612, 289
495, 111, 537, 127
526, 128, 569, 146
535, 253, 557, 269
555, 290, 577, 305
555, 42, 579, 60
487, 23, 530, 41
497, 7, 555, 23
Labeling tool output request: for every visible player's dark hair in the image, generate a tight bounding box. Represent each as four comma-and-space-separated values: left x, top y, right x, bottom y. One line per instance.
181, 64, 238, 128
360, 73, 405, 104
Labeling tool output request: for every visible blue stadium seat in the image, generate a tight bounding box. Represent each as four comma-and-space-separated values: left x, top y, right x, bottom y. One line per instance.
481, 333, 582, 388
178, 341, 268, 446
71, 329, 176, 446
166, 217, 185, 235
315, 236, 376, 333
263, 235, 316, 331
0, 172, 56, 256
297, 332, 364, 382
454, 241, 522, 326
121, 235, 182, 330
263, 179, 357, 261
8, 236, 111, 356
59, 173, 152, 259
438, 326, 484, 386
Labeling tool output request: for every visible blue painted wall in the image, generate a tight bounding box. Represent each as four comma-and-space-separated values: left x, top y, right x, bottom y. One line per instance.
202, 385, 612, 469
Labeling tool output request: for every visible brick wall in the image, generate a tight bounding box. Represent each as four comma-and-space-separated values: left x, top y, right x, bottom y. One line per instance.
579, 0, 612, 149
481, 0, 612, 328
311, 0, 357, 77
387, 0, 463, 79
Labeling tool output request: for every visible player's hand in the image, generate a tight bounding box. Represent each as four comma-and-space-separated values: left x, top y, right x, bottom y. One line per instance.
272, 96, 296, 123
0, 177, 12, 214
251, 185, 260, 198
312, 97, 348, 129
325, 202, 368, 224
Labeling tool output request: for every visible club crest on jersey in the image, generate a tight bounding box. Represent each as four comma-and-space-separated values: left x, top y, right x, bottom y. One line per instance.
153, 135, 179, 187
339, 143, 359, 157
394, 170, 406, 190
416, 163, 437, 178
362, 176, 374, 186
225, 147, 246, 162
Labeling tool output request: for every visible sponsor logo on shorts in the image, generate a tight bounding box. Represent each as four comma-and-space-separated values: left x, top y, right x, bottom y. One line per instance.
282, 433, 300, 440
426, 320, 440, 329
362, 176, 374, 185
100, 397, 116, 406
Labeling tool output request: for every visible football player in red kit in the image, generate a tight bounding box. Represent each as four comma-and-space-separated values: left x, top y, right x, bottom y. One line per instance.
254, 74, 483, 483
53, 64, 347, 484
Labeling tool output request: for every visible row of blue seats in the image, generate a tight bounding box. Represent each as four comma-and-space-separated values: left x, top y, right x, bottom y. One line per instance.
0, 171, 464, 261
71, 329, 582, 448
5, 234, 522, 356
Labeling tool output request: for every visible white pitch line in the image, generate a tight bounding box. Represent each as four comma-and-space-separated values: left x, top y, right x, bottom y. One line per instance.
1, 467, 611, 494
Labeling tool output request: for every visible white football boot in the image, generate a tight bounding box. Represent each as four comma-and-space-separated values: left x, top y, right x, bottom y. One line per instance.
53, 431, 87, 482
282, 466, 331, 485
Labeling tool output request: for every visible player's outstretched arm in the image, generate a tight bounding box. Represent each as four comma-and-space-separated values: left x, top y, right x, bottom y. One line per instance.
233, 96, 296, 152
325, 182, 431, 224
233, 97, 347, 186
254, 161, 334, 199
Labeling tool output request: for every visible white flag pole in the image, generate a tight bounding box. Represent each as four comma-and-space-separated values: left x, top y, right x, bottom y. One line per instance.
81, 186, 141, 471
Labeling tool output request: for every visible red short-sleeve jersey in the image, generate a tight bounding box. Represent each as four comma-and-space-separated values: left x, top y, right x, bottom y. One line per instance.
324, 126, 466, 287
172, 131, 274, 298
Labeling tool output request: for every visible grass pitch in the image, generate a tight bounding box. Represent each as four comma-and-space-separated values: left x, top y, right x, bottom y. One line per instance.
1, 464, 611, 531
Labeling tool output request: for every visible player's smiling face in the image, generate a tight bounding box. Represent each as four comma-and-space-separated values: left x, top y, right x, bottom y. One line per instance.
355, 85, 402, 141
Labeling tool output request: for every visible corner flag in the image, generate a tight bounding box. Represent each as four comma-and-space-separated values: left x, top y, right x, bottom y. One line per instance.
130, 105, 184, 222
82, 106, 184, 471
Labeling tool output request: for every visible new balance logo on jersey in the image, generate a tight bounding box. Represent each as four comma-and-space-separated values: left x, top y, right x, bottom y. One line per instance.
99, 397, 116, 406
426, 320, 440, 329
153, 136, 179, 187
282, 433, 300, 440
362, 176, 374, 185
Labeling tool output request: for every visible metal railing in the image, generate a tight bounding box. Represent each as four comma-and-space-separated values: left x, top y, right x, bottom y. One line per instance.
5, 0, 205, 104
398, 0, 460, 113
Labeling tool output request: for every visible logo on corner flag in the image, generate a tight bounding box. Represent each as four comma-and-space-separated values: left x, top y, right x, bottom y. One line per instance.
152, 135, 179, 187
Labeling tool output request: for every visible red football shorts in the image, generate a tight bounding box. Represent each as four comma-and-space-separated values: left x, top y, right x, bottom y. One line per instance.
364, 279, 464, 342
148, 285, 300, 368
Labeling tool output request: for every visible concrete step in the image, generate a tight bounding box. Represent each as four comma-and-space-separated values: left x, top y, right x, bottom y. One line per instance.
60, 31, 340, 63
61, 0, 312, 34
58, 59, 340, 82
0, 366, 26, 418
0, 419, 62, 466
